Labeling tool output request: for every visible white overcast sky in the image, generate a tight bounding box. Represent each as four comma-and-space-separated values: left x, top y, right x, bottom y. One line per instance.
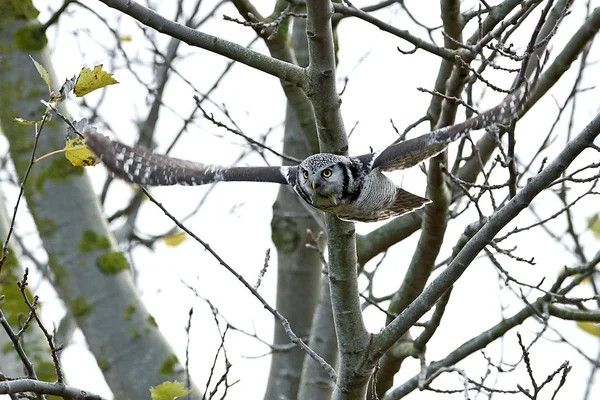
12, 0, 599, 399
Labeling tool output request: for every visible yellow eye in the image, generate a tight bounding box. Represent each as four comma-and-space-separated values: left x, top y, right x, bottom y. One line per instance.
322, 169, 332, 178
303, 171, 309, 179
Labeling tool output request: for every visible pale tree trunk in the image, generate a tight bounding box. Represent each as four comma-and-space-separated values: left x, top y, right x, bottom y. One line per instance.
266, 106, 324, 400
0, 6, 201, 399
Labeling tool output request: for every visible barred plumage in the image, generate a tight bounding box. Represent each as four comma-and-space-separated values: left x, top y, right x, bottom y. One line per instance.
81, 84, 526, 222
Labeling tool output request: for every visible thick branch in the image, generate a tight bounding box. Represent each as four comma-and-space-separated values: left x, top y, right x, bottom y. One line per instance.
356, 212, 422, 268
386, 0, 461, 317
548, 305, 600, 322
95, 0, 305, 85
0, 379, 106, 400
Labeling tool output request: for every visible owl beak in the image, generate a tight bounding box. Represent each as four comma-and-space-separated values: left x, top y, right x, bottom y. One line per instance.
311, 180, 316, 190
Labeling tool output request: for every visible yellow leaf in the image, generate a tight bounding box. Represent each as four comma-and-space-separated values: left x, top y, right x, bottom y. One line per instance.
29, 55, 51, 87
64, 136, 100, 166
150, 381, 190, 400
163, 232, 187, 247
74, 65, 119, 97
577, 321, 600, 337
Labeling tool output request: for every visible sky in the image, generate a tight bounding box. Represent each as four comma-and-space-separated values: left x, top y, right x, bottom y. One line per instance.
9, 0, 600, 399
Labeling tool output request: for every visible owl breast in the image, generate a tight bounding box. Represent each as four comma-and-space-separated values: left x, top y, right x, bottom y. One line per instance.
348, 171, 398, 213
302, 170, 398, 221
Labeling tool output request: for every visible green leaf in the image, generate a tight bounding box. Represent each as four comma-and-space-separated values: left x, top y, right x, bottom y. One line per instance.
150, 381, 191, 400
29, 55, 51, 87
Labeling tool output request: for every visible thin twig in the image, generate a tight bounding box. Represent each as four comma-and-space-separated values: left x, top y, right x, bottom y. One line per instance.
140, 187, 337, 381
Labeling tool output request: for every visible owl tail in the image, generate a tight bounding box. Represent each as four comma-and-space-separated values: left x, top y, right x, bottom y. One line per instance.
388, 188, 431, 218
337, 188, 430, 222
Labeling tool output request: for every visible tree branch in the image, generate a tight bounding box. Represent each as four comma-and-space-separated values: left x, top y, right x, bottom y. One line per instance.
0, 379, 106, 400
95, 0, 306, 85
383, 251, 600, 399
371, 110, 600, 363
332, 3, 455, 60
357, 0, 588, 268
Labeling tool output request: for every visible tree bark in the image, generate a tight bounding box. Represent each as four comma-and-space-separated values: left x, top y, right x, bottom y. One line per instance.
0, 7, 201, 398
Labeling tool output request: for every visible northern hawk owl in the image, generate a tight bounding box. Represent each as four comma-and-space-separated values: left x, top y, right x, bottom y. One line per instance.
81, 86, 526, 222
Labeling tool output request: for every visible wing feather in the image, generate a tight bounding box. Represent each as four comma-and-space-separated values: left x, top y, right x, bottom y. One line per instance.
80, 121, 290, 186
358, 84, 527, 172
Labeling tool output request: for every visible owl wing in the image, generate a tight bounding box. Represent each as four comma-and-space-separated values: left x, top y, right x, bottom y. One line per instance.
80, 120, 292, 186
357, 84, 527, 172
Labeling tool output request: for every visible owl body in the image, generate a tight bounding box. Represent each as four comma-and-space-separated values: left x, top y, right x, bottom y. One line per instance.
80, 83, 526, 222
288, 153, 426, 221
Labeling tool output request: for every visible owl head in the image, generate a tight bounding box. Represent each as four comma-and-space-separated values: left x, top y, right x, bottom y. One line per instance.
297, 154, 350, 207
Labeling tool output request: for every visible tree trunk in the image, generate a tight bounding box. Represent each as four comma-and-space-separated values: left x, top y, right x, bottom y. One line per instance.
0, 6, 201, 398
265, 17, 325, 400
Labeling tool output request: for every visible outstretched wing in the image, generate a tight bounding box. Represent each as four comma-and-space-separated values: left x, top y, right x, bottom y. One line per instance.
80, 120, 291, 186
357, 84, 527, 172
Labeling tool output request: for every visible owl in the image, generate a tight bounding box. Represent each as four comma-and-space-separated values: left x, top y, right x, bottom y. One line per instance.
80, 85, 526, 222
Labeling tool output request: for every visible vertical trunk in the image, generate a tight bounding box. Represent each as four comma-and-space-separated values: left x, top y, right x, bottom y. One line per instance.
266, 107, 323, 400
264, 17, 324, 400
0, 7, 201, 398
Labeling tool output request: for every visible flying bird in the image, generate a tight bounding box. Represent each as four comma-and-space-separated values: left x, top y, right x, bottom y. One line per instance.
81, 86, 526, 222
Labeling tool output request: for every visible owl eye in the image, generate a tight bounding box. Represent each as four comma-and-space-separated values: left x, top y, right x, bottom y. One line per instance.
302, 170, 309, 179
322, 169, 332, 178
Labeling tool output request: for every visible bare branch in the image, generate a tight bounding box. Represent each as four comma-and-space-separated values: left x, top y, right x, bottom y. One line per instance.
0, 379, 105, 399
95, 0, 305, 84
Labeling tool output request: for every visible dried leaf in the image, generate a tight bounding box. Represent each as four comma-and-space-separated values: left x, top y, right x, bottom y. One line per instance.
64, 136, 100, 166
163, 232, 187, 247
576, 321, 600, 337
50, 76, 77, 103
